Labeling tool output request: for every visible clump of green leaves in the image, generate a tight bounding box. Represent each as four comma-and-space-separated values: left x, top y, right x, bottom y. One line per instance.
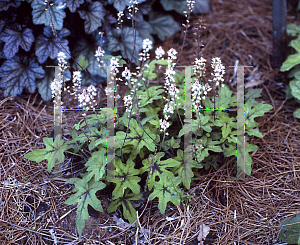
280, 23, 300, 118
23, 0, 272, 238
24, 70, 272, 236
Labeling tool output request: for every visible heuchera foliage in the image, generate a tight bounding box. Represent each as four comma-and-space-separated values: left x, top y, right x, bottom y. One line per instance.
0, 0, 209, 101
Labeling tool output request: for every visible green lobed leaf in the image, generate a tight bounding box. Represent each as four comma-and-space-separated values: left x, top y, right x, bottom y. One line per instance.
148, 171, 183, 214
291, 40, 300, 54
244, 100, 273, 128
218, 115, 235, 138
288, 65, 300, 78
285, 84, 294, 99
178, 114, 211, 137
172, 149, 195, 189
136, 85, 164, 107
24, 134, 67, 173
223, 143, 236, 157
115, 119, 158, 159
109, 157, 141, 199
215, 84, 232, 109
140, 152, 181, 191
85, 148, 107, 182
245, 88, 262, 103
64, 175, 106, 237
237, 142, 258, 175
246, 128, 263, 138
161, 137, 181, 151
107, 190, 142, 225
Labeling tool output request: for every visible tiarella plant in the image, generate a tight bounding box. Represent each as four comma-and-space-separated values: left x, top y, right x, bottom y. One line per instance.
24, 0, 273, 237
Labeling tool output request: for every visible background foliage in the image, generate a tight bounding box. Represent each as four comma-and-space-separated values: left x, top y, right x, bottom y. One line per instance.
0, 0, 209, 101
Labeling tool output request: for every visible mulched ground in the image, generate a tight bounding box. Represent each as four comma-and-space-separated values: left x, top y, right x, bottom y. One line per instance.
1, 0, 300, 244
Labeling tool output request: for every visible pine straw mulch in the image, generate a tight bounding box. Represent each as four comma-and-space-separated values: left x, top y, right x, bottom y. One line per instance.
1, 0, 300, 244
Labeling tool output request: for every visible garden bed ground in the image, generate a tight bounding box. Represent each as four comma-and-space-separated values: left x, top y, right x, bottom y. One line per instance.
1, 0, 300, 244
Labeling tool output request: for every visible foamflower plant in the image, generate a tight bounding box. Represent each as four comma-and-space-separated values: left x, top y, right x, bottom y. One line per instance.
24, 0, 273, 237
25, 40, 272, 236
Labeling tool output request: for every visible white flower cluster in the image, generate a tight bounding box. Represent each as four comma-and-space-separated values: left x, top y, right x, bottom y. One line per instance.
123, 95, 133, 112
210, 57, 225, 87
51, 52, 99, 115
121, 39, 154, 114
186, 0, 195, 12
50, 51, 71, 100
50, 78, 62, 99
191, 56, 225, 113
139, 38, 152, 62
67, 71, 82, 100
160, 48, 180, 134
155, 46, 165, 60
122, 67, 132, 81
110, 57, 120, 74
117, 11, 124, 25
193, 57, 206, 78
57, 51, 68, 73
50, 51, 68, 99
191, 79, 212, 112
127, 0, 139, 20
78, 85, 97, 113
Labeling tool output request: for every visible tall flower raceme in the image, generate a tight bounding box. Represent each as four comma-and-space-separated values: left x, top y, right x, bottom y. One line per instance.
51, 51, 99, 116
50, 51, 70, 105
160, 48, 180, 135
70, 71, 82, 101
122, 71, 134, 113
139, 38, 152, 62
118, 38, 154, 115
191, 56, 212, 113
210, 57, 225, 88
127, 0, 139, 21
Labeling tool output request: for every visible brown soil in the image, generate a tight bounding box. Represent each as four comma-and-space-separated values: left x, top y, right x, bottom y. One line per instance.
1, 0, 300, 244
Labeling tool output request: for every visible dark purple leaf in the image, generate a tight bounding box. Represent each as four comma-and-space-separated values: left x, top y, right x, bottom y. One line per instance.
77, 1, 105, 34
0, 55, 45, 97
35, 26, 71, 64
0, 26, 34, 59
31, 0, 66, 31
